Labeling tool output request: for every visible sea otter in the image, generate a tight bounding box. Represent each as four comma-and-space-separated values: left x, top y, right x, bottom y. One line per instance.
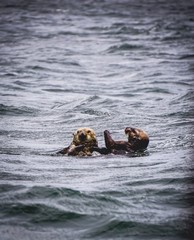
97, 127, 149, 154
57, 127, 149, 156
57, 127, 104, 156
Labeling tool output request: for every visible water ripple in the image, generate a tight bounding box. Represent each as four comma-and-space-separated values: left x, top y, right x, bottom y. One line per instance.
0, 0, 194, 239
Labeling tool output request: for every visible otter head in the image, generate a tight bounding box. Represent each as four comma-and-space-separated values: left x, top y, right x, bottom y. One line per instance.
72, 127, 98, 147
125, 127, 149, 150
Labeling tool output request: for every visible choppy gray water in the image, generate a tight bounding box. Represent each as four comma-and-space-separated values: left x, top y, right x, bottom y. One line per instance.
0, 0, 194, 239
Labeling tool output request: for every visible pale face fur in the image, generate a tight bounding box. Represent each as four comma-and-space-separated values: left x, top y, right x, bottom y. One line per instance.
125, 127, 147, 141
125, 127, 149, 150
72, 127, 98, 147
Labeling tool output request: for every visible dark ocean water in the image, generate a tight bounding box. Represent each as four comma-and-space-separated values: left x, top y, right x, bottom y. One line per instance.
0, 0, 194, 239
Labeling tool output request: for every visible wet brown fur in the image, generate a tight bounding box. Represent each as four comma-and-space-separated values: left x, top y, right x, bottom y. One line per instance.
58, 127, 149, 156
104, 127, 149, 154
57, 127, 98, 156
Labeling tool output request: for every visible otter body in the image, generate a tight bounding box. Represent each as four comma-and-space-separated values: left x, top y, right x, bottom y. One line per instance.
58, 127, 149, 156
58, 127, 99, 156
103, 127, 149, 154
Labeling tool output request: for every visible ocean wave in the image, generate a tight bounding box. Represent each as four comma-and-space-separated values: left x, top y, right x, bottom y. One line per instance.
1, 0, 194, 239
0, 104, 39, 116
106, 43, 145, 53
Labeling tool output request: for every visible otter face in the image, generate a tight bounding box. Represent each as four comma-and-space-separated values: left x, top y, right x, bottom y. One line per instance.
72, 127, 98, 147
125, 127, 149, 150
125, 127, 141, 141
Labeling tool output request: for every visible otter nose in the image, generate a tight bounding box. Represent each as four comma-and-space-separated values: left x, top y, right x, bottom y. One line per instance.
79, 132, 86, 141
125, 127, 132, 134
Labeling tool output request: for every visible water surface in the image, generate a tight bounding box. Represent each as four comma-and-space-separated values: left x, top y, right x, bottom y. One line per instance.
0, 0, 194, 239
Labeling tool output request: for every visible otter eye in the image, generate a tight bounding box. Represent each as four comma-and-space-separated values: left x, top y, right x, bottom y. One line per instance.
132, 128, 136, 133
87, 130, 91, 134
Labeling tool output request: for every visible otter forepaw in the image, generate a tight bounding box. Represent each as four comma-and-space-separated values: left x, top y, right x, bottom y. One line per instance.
104, 130, 115, 149
92, 146, 111, 155
57, 147, 69, 155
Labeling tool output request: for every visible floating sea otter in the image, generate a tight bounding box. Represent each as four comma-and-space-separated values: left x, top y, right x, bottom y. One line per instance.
57, 127, 149, 156
57, 127, 100, 156
99, 127, 149, 154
